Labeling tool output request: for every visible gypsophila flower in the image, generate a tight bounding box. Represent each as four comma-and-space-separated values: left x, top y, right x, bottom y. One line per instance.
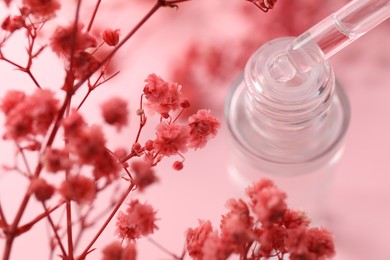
187, 109, 220, 149
59, 175, 96, 205
42, 148, 71, 173
220, 199, 254, 254
2, 89, 59, 140
0, 90, 26, 115
69, 124, 106, 164
102, 28, 120, 47
143, 74, 183, 114
101, 97, 129, 131
72, 51, 100, 80
246, 179, 287, 226
153, 123, 189, 156
92, 150, 121, 182
29, 178, 55, 202
50, 23, 97, 58
131, 160, 158, 192
62, 109, 86, 139
101, 241, 136, 260
1, 15, 25, 32
115, 199, 158, 240
186, 220, 214, 259
23, 0, 61, 18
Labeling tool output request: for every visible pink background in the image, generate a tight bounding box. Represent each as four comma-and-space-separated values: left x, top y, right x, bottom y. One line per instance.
1, 1, 390, 259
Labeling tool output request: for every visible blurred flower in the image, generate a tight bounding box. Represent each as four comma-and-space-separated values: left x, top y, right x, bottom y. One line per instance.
115, 199, 158, 240
101, 97, 129, 131
101, 241, 136, 260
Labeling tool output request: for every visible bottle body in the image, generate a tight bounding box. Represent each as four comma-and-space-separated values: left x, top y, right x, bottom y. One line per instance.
225, 37, 350, 220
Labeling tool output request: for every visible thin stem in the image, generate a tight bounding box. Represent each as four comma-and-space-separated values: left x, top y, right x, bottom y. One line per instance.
87, 0, 102, 32
68, 0, 83, 78
79, 183, 135, 259
42, 202, 68, 258
65, 200, 74, 259
147, 237, 184, 260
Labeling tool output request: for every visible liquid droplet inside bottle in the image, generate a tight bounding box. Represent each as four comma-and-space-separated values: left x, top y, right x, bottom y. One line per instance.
268, 53, 297, 83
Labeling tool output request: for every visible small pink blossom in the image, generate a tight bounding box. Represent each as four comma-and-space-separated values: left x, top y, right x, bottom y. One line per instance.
29, 178, 55, 202
0, 90, 26, 115
246, 179, 287, 226
2, 89, 59, 140
186, 220, 214, 259
92, 150, 121, 182
69, 125, 106, 164
59, 174, 96, 204
101, 241, 136, 260
27, 89, 60, 135
115, 199, 158, 240
23, 0, 60, 18
153, 123, 189, 156
50, 23, 97, 58
72, 51, 100, 80
42, 148, 71, 173
131, 160, 158, 192
143, 74, 183, 114
101, 97, 129, 131
202, 232, 230, 260
187, 109, 220, 149
220, 199, 254, 253
1, 15, 25, 32
62, 110, 86, 139
102, 28, 120, 47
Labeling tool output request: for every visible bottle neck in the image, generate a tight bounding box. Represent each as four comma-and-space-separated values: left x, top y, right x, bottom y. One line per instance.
244, 37, 335, 132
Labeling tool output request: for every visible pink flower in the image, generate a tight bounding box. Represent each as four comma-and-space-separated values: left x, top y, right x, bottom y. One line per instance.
153, 123, 189, 156
50, 23, 97, 58
101, 241, 136, 260
102, 28, 120, 47
69, 125, 106, 164
187, 109, 220, 149
257, 225, 287, 257
42, 148, 71, 173
202, 232, 231, 260
62, 110, 86, 139
27, 89, 59, 135
2, 89, 59, 140
3, 105, 33, 140
23, 0, 60, 18
115, 199, 158, 240
246, 179, 287, 226
0, 90, 26, 115
29, 178, 55, 202
59, 175, 96, 204
1, 15, 25, 32
282, 209, 310, 229
220, 199, 254, 253
101, 97, 129, 131
92, 150, 121, 182
72, 51, 100, 80
186, 220, 214, 259
288, 227, 335, 260
131, 160, 158, 192
143, 74, 183, 114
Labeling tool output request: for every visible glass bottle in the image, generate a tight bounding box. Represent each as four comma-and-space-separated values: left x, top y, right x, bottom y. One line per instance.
225, 37, 350, 221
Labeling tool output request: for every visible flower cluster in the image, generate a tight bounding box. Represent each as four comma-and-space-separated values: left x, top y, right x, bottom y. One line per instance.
186, 179, 335, 260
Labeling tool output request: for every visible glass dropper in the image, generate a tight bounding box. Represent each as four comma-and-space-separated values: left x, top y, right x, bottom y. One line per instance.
269, 0, 390, 82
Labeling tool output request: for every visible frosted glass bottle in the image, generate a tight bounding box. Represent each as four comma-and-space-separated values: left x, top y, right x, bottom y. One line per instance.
225, 38, 350, 221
